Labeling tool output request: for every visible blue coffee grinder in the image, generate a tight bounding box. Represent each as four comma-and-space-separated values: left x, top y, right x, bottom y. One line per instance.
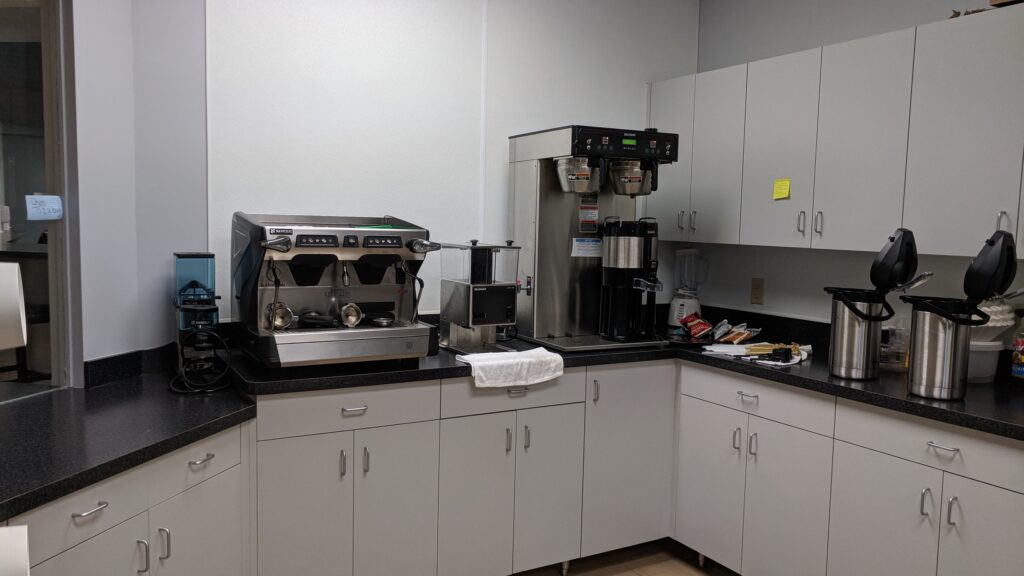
172, 253, 229, 392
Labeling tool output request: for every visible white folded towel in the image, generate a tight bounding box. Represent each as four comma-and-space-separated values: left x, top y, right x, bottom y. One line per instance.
455, 347, 564, 388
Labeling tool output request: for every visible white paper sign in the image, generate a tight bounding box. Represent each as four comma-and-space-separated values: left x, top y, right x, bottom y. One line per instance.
570, 237, 602, 258
25, 195, 64, 221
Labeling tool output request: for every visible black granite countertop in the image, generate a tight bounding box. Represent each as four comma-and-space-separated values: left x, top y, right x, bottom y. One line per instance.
0, 373, 255, 522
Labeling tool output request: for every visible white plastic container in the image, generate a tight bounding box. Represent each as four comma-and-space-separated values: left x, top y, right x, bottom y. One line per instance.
968, 340, 1004, 383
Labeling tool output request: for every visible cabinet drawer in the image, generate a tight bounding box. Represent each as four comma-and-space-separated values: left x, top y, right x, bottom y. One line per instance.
835, 399, 1024, 493
679, 362, 835, 436
11, 466, 150, 566
257, 380, 440, 440
440, 367, 585, 418
141, 426, 241, 507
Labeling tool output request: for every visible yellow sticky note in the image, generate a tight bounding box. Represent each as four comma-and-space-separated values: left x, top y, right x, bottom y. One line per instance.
773, 178, 791, 200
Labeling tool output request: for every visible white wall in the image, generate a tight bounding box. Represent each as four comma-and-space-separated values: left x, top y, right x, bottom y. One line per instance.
481, 0, 700, 244
697, 0, 968, 72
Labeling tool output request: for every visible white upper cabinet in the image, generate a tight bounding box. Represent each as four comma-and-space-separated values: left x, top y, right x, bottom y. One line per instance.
813, 28, 915, 251
647, 75, 695, 242
903, 6, 1024, 256
740, 47, 822, 248
690, 63, 747, 244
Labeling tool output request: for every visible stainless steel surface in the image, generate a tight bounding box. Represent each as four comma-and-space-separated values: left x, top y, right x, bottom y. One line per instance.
440, 322, 502, 355
137, 540, 150, 574
518, 333, 665, 352
920, 488, 932, 517
339, 303, 362, 328
829, 298, 885, 380
264, 322, 432, 367
607, 160, 653, 196
407, 238, 441, 253
188, 453, 215, 467
342, 405, 368, 415
895, 271, 933, 292
733, 427, 742, 451
363, 447, 369, 474
524, 425, 531, 449
506, 428, 512, 453
601, 236, 644, 269
71, 501, 108, 519
555, 156, 600, 193
926, 441, 961, 454
268, 302, 293, 330
158, 527, 171, 560
908, 308, 971, 400
748, 432, 758, 456
593, 379, 600, 403
947, 496, 958, 526
372, 317, 394, 327
340, 449, 347, 477
261, 236, 292, 252
506, 387, 529, 397
736, 391, 759, 403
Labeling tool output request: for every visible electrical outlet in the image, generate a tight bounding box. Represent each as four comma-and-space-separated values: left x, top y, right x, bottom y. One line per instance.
751, 277, 765, 305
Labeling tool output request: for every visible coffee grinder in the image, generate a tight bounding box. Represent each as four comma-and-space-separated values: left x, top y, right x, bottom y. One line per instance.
172, 252, 229, 392
440, 240, 520, 354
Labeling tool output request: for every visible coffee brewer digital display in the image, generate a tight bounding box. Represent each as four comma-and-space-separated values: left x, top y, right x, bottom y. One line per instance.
508, 126, 676, 351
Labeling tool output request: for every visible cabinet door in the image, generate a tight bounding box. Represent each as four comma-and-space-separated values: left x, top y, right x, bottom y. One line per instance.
675, 395, 747, 574
150, 465, 243, 576
647, 74, 695, 241
828, 441, 942, 576
938, 473, 1024, 576
690, 63, 746, 244
438, 412, 516, 576
740, 47, 821, 248
354, 420, 439, 576
813, 29, 914, 251
513, 403, 585, 574
30, 513, 149, 576
903, 6, 1024, 256
582, 362, 676, 556
257, 431, 353, 576
741, 416, 831, 576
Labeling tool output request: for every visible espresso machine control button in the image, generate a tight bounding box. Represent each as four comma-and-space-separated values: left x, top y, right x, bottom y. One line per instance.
343, 235, 359, 247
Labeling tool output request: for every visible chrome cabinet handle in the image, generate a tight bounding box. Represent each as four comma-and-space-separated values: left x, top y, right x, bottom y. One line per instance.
814, 211, 824, 234
927, 441, 960, 454
71, 501, 109, 520
158, 527, 171, 560
363, 447, 370, 473
188, 453, 215, 467
524, 425, 531, 450
677, 210, 687, 229
797, 211, 807, 234
748, 432, 758, 456
506, 428, 512, 453
920, 488, 932, 517
690, 210, 697, 231
736, 391, 759, 403
340, 449, 347, 478
342, 405, 368, 415
137, 539, 150, 573
732, 427, 742, 451
947, 496, 958, 526
506, 387, 529, 397
593, 380, 600, 403
996, 210, 1009, 231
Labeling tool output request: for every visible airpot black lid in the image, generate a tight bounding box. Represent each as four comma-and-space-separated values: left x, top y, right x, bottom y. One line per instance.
964, 230, 1016, 302
870, 228, 918, 292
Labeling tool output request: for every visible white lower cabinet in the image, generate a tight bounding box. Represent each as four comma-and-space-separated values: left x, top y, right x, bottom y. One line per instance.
938, 473, 1024, 576
354, 420, 440, 576
438, 412, 516, 576
828, 441, 942, 576
149, 465, 244, 576
30, 512, 149, 576
513, 403, 585, 574
257, 431, 353, 576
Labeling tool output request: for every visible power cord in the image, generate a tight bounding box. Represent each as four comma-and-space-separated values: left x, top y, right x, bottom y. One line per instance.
169, 329, 232, 394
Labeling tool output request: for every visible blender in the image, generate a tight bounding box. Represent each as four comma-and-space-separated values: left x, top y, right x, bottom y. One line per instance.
668, 248, 708, 331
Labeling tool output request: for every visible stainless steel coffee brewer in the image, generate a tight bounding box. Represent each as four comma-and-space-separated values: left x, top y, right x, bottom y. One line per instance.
508, 125, 678, 351
439, 240, 520, 354
231, 213, 440, 366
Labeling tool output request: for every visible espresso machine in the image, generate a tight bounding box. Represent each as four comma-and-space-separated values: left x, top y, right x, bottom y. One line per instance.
439, 240, 520, 354
231, 213, 440, 366
508, 125, 678, 351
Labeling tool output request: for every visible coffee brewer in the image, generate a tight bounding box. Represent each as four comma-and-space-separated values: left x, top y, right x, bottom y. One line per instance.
508, 126, 677, 351
231, 213, 440, 366
439, 240, 520, 354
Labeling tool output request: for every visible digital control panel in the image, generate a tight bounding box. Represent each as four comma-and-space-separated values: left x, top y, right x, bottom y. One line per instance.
296, 234, 339, 247
570, 125, 679, 162
362, 235, 403, 248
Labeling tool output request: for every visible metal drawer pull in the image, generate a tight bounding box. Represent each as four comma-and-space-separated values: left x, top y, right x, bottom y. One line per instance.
506, 428, 513, 453
748, 432, 758, 456
342, 405, 368, 415
137, 539, 150, 573
506, 387, 529, 397
919, 488, 931, 517
188, 453, 215, 467
927, 441, 960, 454
797, 211, 807, 234
677, 210, 687, 229
71, 501, 109, 519
947, 496, 958, 526
814, 211, 824, 234
593, 380, 600, 403
524, 425, 531, 449
736, 391, 759, 403
340, 449, 347, 478
158, 527, 171, 560
690, 210, 697, 231
732, 427, 742, 451
363, 447, 370, 473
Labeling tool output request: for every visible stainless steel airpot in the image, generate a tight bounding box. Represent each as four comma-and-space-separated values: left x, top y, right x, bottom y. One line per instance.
825, 229, 931, 380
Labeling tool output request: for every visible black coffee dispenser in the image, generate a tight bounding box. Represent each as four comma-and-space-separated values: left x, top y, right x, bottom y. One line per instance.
599, 217, 661, 342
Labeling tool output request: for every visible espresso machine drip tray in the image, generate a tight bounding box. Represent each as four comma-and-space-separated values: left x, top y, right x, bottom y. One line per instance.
520, 334, 666, 352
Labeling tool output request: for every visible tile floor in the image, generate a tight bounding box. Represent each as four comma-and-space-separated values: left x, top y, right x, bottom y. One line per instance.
517, 543, 715, 576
